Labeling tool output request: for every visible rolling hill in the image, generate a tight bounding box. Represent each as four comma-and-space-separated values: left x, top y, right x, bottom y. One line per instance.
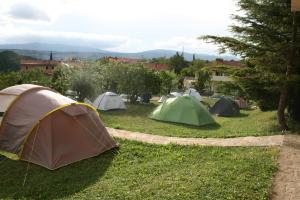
0, 43, 238, 61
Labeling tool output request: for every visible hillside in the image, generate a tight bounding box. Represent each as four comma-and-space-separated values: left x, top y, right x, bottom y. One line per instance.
0, 51, 22, 72
0, 43, 238, 61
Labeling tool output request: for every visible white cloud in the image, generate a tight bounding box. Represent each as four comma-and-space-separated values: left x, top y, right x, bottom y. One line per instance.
0, 0, 238, 54
1, 0, 70, 24
8, 3, 50, 22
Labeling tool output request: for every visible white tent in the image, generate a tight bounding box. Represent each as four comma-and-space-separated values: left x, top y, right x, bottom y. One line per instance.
158, 95, 169, 103
84, 98, 93, 105
185, 88, 202, 101
120, 94, 129, 102
93, 92, 126, 111
170, 92, 182, 97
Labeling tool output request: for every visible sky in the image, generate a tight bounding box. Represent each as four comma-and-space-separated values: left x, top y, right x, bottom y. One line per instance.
0, 0, 238, 54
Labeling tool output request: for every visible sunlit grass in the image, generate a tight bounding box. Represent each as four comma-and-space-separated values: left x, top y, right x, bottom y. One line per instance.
101, 102, 280, 138
0, 139, 278, 200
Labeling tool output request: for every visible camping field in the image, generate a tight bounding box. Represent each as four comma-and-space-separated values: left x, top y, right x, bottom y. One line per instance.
0, 139, 278, 200
100, 102, 280, 138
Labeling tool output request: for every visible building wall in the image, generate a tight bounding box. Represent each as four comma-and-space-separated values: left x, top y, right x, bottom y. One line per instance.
20, 60, 60, 74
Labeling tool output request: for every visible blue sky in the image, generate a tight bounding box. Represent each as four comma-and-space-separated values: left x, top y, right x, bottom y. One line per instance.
0, 0, 238, 54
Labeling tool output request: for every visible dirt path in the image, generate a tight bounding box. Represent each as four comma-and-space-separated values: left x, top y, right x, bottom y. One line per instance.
107, 127, 284, 147
271, 134, 300, 200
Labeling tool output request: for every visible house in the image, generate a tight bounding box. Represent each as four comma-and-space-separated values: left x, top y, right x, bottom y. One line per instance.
183, 77, 196, 88
207, 59, 244, 92
209, 59, 244, 82
182, 59, 244, 92
144, 63, 169, 71
20, 52, 61, 74
20, 60, 61, 74
107, 57, 141, 64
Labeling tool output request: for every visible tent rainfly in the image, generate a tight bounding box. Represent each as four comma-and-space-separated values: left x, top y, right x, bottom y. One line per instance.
150, 95, 215, 126
93, 92, 126, 111
209, 97, 240, 117
0, 84, 117, 170
170, 92, 182, 97
235, 97, 248, 109
158, 95, 169, 103
185, 88, 202, 101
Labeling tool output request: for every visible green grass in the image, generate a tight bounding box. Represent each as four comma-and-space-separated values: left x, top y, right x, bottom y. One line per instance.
0, 139, 278, 200
100, 103, 280, 138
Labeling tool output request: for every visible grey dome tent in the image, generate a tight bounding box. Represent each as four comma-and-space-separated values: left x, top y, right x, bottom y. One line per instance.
209, 97, 240, 117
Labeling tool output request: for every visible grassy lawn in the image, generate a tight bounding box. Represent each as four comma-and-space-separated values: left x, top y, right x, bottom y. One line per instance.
0, 139, 278, 200
100, 103, 280, 138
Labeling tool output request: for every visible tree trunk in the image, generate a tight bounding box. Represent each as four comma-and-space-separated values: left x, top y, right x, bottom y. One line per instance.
277, 86, 289, 131
277, 12, 298, 131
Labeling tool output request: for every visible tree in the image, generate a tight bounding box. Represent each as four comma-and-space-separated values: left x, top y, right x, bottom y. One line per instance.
150, 57, 169, 65
144, 70, 161, 95
193, 69, 211, 94
159, 70, 178, 94
200, 0, 300, 130
232, 67, 280, 111
90, 62, 161, 103
89, 62, 119, 94
0, 72, 21, 90
19, 69, 51, 87
71, 70, 95, 102
0, 51, 21, 72
116, 64, 161, 103
169, 52, 188, 74
51, 66, 72, 95
181, 59, 206, 77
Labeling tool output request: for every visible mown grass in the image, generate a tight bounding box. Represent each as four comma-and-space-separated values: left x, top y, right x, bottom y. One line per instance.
100, 102, 280, 138
0, 139, 278, 200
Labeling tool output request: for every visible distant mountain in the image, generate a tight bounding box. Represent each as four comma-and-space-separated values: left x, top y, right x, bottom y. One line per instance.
119, 49, 237, 61
0, 43, 238, 61
0, 43, 108, 53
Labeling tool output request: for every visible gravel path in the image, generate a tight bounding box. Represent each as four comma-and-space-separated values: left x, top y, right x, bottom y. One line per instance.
107, 127, 284, 147
271, 134, 300, 200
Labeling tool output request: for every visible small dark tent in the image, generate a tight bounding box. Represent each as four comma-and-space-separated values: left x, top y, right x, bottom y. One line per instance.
210, 97, 240, 117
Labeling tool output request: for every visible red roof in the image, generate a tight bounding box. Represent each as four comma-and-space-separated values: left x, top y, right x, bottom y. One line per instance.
144, 63, 169, 71
215, 60, 244, 68
108, 57, 140, 64
21, 59, 61, 65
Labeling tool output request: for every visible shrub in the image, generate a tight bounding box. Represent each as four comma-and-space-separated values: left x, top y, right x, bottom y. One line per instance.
71, 70, 95, 101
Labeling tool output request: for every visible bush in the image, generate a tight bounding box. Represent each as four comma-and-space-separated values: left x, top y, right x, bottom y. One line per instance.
159, 70, 178, 94
90, 62, 161, 103
71, 70, 95, 101
51, 66, 73, 95
193, 69, 211, 94
19, 69, 51, 87
0, 72, 21, 90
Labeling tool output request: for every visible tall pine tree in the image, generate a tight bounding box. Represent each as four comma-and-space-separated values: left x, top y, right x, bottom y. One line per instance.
200, 0, 300, 130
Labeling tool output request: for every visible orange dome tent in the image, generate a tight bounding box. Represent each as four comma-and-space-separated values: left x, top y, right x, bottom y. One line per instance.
0, 84, 117, 170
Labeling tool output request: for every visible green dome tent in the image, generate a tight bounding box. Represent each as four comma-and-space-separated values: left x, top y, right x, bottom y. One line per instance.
149, 95, 215, 126
209, 97, 240, 117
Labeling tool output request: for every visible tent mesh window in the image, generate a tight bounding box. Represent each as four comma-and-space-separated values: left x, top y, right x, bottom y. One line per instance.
0, 112, 4, 117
